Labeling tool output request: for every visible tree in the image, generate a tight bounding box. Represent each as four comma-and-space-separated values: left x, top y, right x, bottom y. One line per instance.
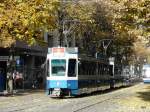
0, 0, 59, 47
109, 0, 150, 62
1, 0, 149, 62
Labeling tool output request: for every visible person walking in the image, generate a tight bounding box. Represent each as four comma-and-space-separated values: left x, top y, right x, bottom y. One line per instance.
7, 69, 13, 94
13, 70, 17, 92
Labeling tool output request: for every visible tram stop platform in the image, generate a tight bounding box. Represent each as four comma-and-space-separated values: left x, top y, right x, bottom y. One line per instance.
0, 89, 44, 96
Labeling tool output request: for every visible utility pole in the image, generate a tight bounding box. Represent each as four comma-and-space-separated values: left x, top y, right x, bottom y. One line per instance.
99, 39, 112, 56
58, 0, 64, 46
7, 44, 15, 94
63, 19, 79, 47
59, 0, 78, 47
59, 0, 97, 47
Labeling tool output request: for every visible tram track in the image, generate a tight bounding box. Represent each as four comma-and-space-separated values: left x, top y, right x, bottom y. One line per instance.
73, 93, 123, 112
72, 84, 141, 112
0, 90, 125, 112
0, 95, 61, 112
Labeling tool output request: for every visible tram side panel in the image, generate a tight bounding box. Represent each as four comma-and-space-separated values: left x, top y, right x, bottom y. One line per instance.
78, 60, 97, 94
77, 60, 112, 94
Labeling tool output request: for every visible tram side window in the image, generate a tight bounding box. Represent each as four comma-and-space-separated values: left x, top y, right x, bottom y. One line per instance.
105, 65, 108, 75
98, 64, 101, 75
87, 62, 90, 75
79, 61, 88, 75
90, 62, 93, 75
101, 64, 104, 75
91, 62, 95, 75
105, 65, 109, 75
81, 61, 86, 75
98, 64, 100, 75
87, 62, 91, 75
68, 59, 76, 77
94, 62, 97, 75
46, 59, 50, 77
103, 65, 106, 75
78, 60, 82, 75
100, 65, 103, 75
110, 65, 113, 76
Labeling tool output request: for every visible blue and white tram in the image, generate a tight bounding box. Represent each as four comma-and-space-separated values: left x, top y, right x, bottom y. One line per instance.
46, 47, 115, 97
46, 47, 78, 97
142, 64, 150, 83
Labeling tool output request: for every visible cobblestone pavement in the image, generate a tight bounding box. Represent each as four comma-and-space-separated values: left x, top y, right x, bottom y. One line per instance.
0, 83, 150, 112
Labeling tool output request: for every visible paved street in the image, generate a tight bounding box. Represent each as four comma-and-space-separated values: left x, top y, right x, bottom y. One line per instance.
0, 83, 150, 112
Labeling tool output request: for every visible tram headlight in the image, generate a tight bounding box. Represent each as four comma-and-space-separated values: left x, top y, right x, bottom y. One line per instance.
57, 82, 60, 86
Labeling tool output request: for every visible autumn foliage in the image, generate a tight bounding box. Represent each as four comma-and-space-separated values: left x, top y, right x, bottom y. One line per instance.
0, 0, 59, 47
0, 0, 149, 61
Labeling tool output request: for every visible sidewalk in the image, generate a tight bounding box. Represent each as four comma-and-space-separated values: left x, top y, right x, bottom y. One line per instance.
0, 90, 22, 96
0, 89, 45, 96
0, 89, 47, 112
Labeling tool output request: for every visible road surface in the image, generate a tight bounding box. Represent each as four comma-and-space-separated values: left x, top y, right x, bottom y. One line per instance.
0, 83, 150, 112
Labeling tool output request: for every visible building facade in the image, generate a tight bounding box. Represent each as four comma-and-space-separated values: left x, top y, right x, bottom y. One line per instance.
0, 40, 47, 90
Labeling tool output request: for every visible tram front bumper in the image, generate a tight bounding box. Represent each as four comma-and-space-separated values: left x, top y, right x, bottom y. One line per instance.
51, 88, 61, 97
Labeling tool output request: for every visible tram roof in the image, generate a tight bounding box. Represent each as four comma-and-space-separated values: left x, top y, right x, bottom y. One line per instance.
79, 54, 109, 64
47, 47, 109, 64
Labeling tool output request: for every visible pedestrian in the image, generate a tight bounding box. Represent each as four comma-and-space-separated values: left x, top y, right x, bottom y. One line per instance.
7, 69, 13, 94
37, 75, 43, 89
0, 69, 4, 92
37, 72, 43, 89
15, 72, 23, 89
13, 70, 17, 91
19, 72, 23, 89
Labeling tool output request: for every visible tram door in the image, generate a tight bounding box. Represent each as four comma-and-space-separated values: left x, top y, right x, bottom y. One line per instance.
0, 61, 7, 90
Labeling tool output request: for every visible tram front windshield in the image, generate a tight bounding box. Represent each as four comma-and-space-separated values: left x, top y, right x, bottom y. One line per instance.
51, 59, 66, 76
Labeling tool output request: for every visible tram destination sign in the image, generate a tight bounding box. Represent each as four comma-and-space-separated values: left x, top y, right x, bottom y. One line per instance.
52, 47, 65, 57
48, 47, 78, 56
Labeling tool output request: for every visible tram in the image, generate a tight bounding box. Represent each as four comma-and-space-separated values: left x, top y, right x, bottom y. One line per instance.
142, 64, 150, 83
46, 47, 129, 97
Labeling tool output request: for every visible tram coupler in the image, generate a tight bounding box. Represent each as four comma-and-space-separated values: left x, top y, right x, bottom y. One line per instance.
51, 88, 62, 97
